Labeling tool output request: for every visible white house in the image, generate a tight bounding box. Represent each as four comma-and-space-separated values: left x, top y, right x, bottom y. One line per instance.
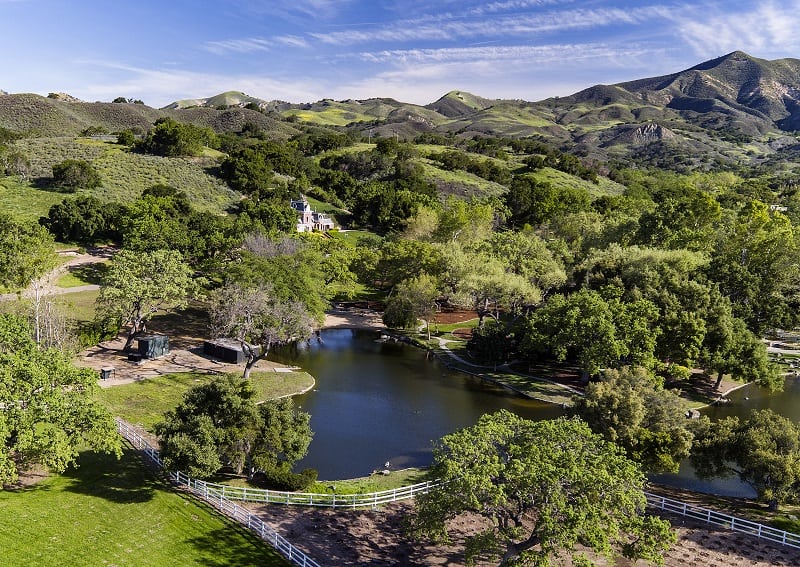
291, 195, 335, 232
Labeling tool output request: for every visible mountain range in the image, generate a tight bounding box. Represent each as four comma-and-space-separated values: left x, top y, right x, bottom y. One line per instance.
3, 51, 800, 170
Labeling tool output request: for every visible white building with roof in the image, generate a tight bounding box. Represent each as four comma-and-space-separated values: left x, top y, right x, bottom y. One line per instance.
291, 195, 335, 232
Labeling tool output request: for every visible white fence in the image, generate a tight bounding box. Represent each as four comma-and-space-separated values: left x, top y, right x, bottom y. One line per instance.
179, 475, 436, 509
645, 492, 800, 550
116, 418, 800, 555
116, 419, 321, 567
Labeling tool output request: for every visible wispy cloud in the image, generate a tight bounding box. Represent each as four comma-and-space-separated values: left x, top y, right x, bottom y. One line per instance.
669, 1, 800, 58
204, 37, 272, 55
235, 0, 355, 21
358, 42, 653, 67
310, 6, 669, 45
275, 35, 310, 48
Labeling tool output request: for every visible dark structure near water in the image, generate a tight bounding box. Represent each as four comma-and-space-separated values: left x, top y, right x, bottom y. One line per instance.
203, 338, 257, 364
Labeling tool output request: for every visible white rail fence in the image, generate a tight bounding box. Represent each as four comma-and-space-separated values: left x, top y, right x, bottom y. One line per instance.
116, 419, 321, 567
645, 492, 800, 550
117, 418, 800, 554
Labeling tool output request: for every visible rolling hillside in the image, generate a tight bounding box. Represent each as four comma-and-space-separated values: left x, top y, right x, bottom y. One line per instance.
3, 50, 800, 171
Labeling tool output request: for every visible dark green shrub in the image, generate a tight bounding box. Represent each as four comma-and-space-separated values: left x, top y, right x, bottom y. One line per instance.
257, 467, 318, 491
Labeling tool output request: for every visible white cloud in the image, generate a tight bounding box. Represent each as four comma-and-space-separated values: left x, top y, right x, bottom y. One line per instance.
73, 62, 325, 107
670, 1, 800, 58
310, 5, 668, 45
204, 37, 272, 55
275, 35, 310, 48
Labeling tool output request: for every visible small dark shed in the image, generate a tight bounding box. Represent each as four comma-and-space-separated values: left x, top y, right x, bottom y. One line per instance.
137, 334, 170, 359
203, 339, 257, 364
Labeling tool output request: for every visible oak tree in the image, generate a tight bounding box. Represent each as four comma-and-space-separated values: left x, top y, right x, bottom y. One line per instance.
411, 411, 675, 566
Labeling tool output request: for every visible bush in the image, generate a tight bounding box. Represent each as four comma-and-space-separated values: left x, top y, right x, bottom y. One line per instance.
52, 158, 101, 191
256, 467, 318, 491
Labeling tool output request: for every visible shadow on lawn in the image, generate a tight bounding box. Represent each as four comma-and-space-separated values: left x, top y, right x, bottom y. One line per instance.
62, 448, 157, 504
185, 526, 286, 567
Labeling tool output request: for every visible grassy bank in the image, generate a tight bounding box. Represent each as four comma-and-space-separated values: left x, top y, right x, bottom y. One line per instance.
0, 448, 289, 567
96, 370, 315, 431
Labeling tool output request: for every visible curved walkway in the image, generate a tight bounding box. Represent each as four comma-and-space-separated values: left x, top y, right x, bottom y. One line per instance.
430, 336, 581, 404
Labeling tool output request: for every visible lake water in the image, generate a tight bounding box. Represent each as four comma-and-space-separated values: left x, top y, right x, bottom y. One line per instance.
275, 328, 800, 490
272, 329, 562, 480
650, 374, 800, 497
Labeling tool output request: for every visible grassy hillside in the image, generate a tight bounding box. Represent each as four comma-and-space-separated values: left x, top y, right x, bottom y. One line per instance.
0, 176, 65, 221
11, 137, 240, 215
0, 449, 289, 567
0, 93, 298, 139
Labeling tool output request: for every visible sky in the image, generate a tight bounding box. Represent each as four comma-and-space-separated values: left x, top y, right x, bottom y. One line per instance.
2, 0, 800, 108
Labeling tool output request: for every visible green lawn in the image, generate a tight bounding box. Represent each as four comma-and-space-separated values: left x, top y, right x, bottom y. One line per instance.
55, 261, 108, 288
56, 289, 100, 321
0, 449, 290, 567
96, 371, 315, 431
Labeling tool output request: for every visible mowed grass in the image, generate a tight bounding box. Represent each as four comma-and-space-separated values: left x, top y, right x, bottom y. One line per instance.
96, 371, 315, 431
0, 449, 289, 567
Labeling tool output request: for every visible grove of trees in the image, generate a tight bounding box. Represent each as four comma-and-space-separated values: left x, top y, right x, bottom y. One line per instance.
5, 110, 800, 562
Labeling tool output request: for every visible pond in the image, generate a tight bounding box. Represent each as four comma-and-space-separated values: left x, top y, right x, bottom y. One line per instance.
272, 329, 563, 480
650, 374, 800, 497
275, 328, 800, 491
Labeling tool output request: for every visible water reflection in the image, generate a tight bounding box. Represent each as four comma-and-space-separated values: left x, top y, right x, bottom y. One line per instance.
649, 374, 800, 497
272, 329, 562, 479
273, 328, 800, 491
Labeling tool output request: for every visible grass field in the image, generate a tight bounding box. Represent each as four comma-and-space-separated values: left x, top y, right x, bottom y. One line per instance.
0, 177, 65, 221
0, 448, 289, 567
96, 371, 315, 431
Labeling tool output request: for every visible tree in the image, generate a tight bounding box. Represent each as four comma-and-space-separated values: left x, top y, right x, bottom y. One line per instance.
522, 289, 627, 379
40, 195, 112, 244
505, 175, 591, 227
433, 196, 496, 245
690, 409, 800, 510
3, 150, 31, 180
116, 129, 136, 146
0, 314, 121, 486
51, 159, 101, 191
0, 213, 57, 291
708, 200, 800, 333
155, 374, 313, 480
573, 366, 693, 473
410, 411, 675, 566
209, 282, 316, 379
382, 274, 440, 339
252, 398, 313, 475
137, 117, 216, 157
96, 249, 198, 351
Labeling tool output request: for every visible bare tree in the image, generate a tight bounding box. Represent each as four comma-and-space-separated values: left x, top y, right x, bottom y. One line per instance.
209, 282, 316, 379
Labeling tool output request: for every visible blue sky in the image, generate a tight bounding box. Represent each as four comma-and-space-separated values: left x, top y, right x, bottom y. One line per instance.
2, 0, 799, 108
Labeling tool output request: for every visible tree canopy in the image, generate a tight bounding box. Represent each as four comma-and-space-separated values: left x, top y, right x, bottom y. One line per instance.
96, 248, 199, 351
690, 409, 800, 510
573, 366, 693, 473
155, 374, 313, 482
410, 411, 675, 566
0, 214, 57, 292
0, 314, 121, 486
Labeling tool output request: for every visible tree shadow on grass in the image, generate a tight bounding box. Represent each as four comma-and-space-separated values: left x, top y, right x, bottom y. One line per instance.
62, 448, 157, 504
184, 525, 288, 567
68, 262, 108, 285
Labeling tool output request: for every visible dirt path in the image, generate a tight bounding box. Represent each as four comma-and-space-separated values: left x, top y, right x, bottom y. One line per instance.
244, 498, 800, 566
0, 246, 109, 301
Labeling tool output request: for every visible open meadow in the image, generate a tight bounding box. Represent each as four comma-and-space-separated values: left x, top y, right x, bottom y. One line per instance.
0, 449, 289, 567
